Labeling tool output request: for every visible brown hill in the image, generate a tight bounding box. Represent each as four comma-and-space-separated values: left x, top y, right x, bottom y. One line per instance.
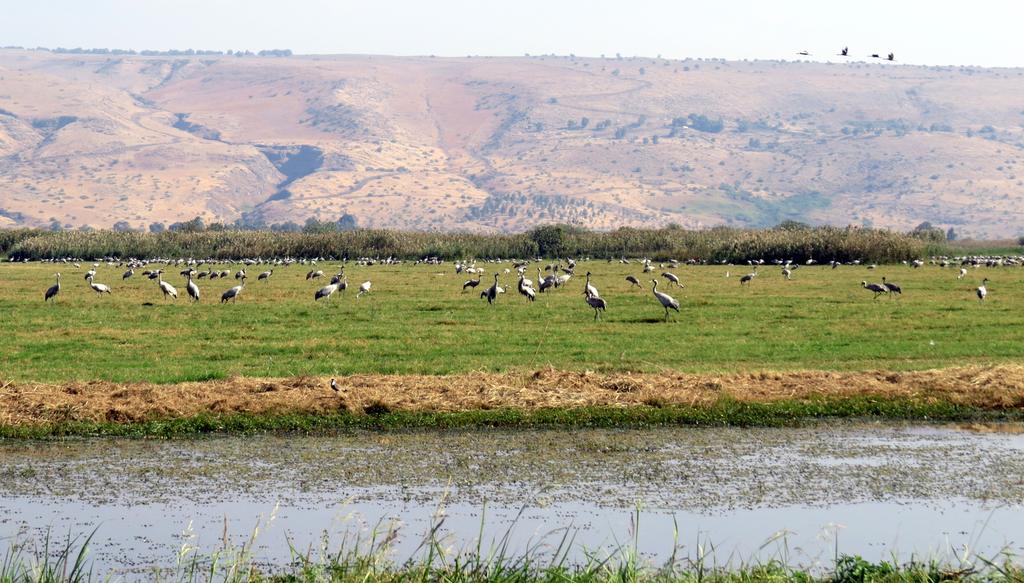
1, 49, 1022, 237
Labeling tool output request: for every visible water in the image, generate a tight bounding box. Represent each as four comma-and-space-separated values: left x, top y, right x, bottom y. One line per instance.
2, 423, 1024, 577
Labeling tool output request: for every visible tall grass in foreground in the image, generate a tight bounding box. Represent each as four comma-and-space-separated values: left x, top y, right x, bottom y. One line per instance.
4, 506, 1024, 583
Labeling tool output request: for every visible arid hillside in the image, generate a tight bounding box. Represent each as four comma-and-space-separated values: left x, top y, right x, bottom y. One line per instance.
1, 50, 1023, 237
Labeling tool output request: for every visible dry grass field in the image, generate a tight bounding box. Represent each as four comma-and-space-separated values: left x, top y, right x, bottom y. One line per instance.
1, 50, 1023, 237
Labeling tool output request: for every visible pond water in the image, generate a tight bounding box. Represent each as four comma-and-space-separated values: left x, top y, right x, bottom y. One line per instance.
2, 423, 1023, 576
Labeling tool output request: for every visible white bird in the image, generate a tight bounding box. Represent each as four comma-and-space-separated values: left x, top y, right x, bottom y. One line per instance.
977, 278, 988, 302
518, 274, 536, 302
958, 268, 968, 280
651, 279, 680, 321
584, 272, 600, 299
221, 276, 246, 303
357, 281, 372, 298
87, 275, 111, 295
44, 273, 61, 302
186, 273, 200, 302
158, 274, 178, 300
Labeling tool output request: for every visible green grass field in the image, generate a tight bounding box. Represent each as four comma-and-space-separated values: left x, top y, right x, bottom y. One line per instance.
1, 261, 1021, 383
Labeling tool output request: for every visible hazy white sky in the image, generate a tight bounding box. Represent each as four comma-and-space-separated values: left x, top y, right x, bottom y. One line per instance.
3, 0, 1022, 67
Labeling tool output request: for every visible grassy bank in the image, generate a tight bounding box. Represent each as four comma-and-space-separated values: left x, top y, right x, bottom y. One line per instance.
4, 397, 1024, 439
1, 261, 1022, 383
3, 365, 1024, 436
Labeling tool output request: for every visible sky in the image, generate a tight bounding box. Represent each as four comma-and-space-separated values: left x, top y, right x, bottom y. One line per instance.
2, 0, 1022, 67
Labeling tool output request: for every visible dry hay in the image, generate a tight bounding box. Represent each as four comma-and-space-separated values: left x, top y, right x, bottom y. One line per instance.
2, 365, 1024, 427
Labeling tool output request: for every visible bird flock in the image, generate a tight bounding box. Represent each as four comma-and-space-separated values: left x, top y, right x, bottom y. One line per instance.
31, 252, 1020, 318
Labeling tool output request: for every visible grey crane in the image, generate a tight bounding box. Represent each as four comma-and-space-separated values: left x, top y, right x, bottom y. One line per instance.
463, 276, 482, 291
307, 269, 324, 280
537, 267, 556, 293
314, 281, 340, 301
651, 279, 680, 321
186, 273, 200, 302
518, 274, 536, 302
881, 276, 901, 296
740, 268, 758, 285
585, 294, 607, 320
861, 280, 887, 299
44, 273, 61, 302
87, 275, 111, 295
330, 378, 339, 392
158, 273, 178, 300
483, 273, 500, 305
122, 268, 134, 280
661, 272, 682, 287
625, 275, 642, 288
221, 276, 246, 303
977, 278, 989, 302
257, 269, 273, 282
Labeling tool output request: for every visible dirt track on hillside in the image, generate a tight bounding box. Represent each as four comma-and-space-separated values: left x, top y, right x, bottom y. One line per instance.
2, 366, 1023, 427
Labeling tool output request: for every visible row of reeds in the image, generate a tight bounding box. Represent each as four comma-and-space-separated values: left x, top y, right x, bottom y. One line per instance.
3, 505, 1022, 582
4, 225, 940, 263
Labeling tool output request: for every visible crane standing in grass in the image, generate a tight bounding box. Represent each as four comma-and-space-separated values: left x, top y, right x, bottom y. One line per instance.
257, 269, 273, 282
87, 275, 111, 295
518, 274, 536, 302
625, 275, 641, 288
977, 278, 989, 302
483, 273, 500, 305
357, 280, 372, 298
651, 279, 679, 321
740, 269, 758, 286
158, 274, 178, 300
585, 294, 607, 320
584, 272, 600, 299
186, 273, 200, 302
44, 273, 61, 302
315, 280, 340, 302
661, 272, 682, 287
881, 276, 901, 297
861, 280, 888, 299
221, 275, 246, 303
